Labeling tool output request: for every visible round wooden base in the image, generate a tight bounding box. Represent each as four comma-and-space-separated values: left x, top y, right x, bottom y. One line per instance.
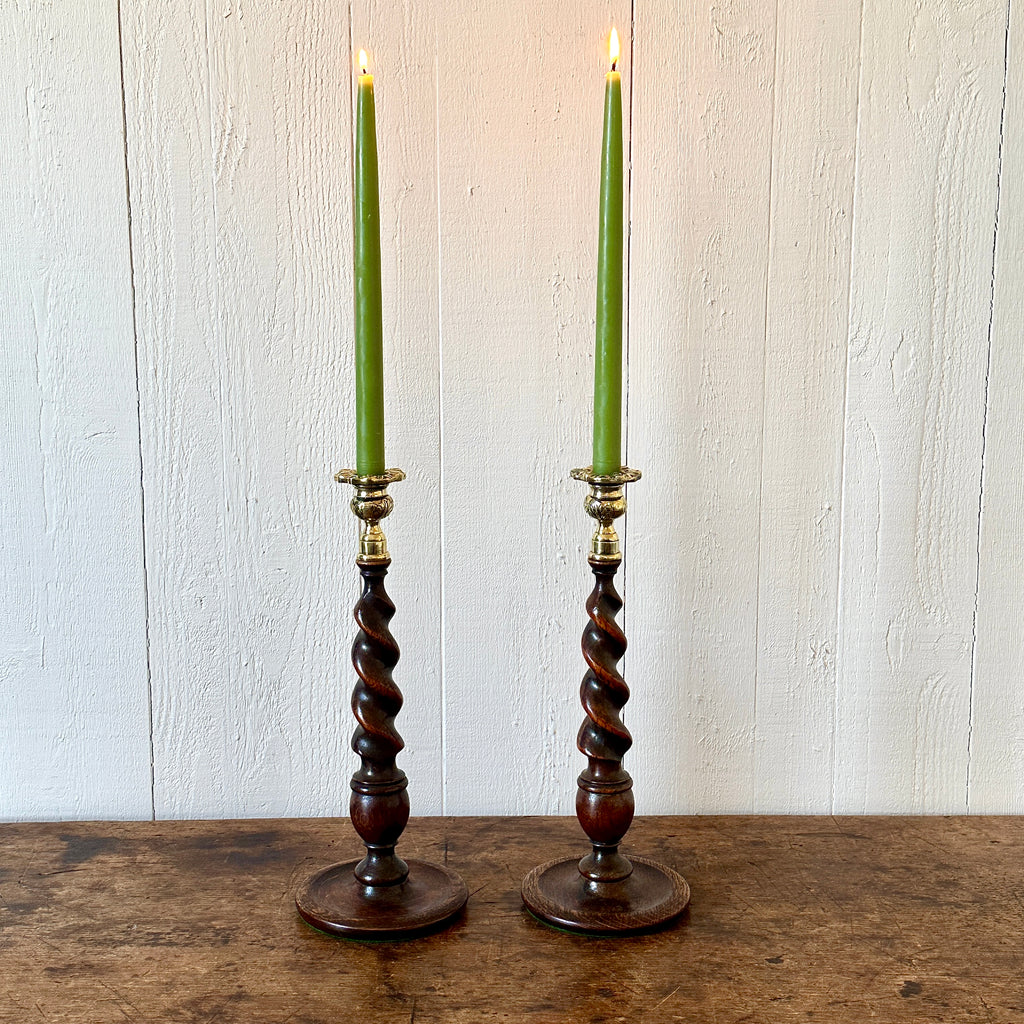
522, 855, 690, 935
296, 859, 468, 939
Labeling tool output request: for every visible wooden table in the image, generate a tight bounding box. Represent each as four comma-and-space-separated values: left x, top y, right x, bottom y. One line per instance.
1, 815, 1021, 1022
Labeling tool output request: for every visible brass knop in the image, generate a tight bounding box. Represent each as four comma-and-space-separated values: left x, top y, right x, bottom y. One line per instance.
571, 466, 642, 564
335, 468, 406, 564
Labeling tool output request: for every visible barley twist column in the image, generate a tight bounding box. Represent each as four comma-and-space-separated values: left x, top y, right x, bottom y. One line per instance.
522, 467, 690, 934
296, 469, 467, 938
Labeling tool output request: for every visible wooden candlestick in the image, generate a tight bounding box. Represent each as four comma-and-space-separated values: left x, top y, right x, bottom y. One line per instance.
295, 469, 467, 938
522, 467, 690, 934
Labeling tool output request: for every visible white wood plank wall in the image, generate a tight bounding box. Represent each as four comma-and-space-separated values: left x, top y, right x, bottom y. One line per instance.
1, 0, 1019, 820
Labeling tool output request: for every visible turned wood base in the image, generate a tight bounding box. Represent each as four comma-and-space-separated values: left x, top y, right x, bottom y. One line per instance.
296, 858, 468, 939
522, 855, 690, 935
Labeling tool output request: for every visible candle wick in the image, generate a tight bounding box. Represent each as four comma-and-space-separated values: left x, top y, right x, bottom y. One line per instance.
611, 59, 617, 71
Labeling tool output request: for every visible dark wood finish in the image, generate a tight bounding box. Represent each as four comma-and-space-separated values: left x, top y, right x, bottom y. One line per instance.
576, 560, 634, 881
345, 559, 409, 888
294, 559, 467, 936
295, 858, 468, 938
522, 855, 690, 934
581, 557, 634, 876
523, 556, 689, 932
3, 815, 1023, 1022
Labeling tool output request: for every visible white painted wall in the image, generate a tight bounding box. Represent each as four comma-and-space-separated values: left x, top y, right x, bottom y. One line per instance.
2, 0, 1020, 821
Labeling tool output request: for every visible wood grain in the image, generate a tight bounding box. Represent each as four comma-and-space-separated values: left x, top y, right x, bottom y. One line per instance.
969, 2, 1021, 813
834, 0, 1007, 812
122, 0, 238, 819
6, 0, 1024, 820
751, 0, 861, 812
0, 0, 151, 819
436, 0, 631, 815
352, 1, 445, 815
628, 0, 778, 813
122, 0, 443, 817
2, 815, 1023, 1022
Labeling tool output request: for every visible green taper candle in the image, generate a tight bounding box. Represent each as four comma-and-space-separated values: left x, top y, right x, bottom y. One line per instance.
592, 28, 624, 477
354, 49, 385, 477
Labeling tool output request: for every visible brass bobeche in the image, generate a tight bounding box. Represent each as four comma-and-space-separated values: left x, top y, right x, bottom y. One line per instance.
570, 466, 642, 563
335, 468, 406, 563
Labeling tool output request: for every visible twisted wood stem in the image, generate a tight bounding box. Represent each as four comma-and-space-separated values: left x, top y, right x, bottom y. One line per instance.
576, 557, 635, 883
349, 559, 410, 886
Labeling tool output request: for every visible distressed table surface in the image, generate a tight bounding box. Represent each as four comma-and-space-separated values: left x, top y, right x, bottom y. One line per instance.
1, 815, 1021, 1022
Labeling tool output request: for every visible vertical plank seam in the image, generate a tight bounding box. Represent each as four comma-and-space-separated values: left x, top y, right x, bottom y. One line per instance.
750, 0, 782, 809
115, 0, 156, 821
832, 0, 869, 815
966, 0, 1013, 814
348, 4, 356, 207
433, 24, 448, 816
348, 6, 356, 233
344, 0, 356, 815
347, 2, 357, 819
203, 0, 229, 818
622, 0, 635, 640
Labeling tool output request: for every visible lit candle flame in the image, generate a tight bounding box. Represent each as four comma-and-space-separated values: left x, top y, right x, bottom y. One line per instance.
609, 28, 619, 70
358, 48, 369, 74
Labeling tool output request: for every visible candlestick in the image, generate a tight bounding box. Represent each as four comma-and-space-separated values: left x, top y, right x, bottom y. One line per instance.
354, 49, 385, 477
295, 469, 468, 938
522, 466, 690, 934
592, 29, 624, 476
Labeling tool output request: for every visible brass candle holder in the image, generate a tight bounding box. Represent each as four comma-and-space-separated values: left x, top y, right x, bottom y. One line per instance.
295, 468, 468, 938
522, 466, 690, 934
